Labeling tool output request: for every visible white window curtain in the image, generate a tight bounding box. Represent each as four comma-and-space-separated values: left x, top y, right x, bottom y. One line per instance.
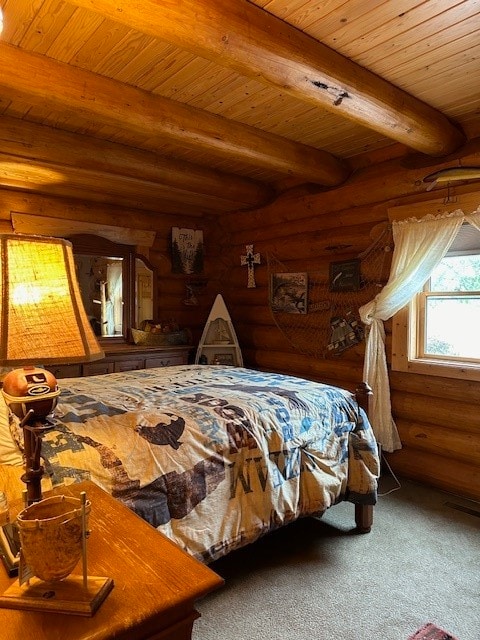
359, 206, 480, 452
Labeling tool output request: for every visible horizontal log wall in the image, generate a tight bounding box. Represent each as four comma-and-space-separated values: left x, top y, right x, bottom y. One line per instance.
218, 142, 480, 502
0, 189, 222, 347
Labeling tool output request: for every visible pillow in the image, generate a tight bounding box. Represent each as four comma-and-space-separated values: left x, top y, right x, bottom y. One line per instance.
0, 396, 24, 466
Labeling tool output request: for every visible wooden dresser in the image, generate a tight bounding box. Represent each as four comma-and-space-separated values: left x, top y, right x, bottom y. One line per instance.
46, 344, 193, 379
0, 466, 223, 639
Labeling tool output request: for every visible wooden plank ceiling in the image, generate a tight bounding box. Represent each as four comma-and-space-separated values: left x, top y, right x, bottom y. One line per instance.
0, 0, 478, 215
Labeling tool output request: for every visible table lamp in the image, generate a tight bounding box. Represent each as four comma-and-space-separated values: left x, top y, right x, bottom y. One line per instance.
0, 233, 104, 504
0, 234, 114, 613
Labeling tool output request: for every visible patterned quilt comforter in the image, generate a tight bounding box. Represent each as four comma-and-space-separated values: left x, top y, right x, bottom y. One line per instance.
28, 365, 379, 562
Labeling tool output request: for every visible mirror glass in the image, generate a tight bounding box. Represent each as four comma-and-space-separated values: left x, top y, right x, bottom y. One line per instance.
75, 254, 125, 337
135, 257, 154, 329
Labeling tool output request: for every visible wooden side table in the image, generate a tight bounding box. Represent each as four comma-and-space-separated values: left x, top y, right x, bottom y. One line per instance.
0, 466, 223, 639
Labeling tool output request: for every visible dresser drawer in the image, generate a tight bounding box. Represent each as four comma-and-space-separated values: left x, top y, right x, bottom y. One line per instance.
145, 353, 186, 368
83, 362, 115, 376
114, 358, 145, 373
46, 364, 82, 379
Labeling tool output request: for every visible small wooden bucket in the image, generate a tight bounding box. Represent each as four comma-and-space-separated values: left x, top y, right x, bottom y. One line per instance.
16, 495, 91, 582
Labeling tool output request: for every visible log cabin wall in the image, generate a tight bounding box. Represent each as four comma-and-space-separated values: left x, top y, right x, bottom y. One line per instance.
0, 188, 221, 344
217, 142, 480, 503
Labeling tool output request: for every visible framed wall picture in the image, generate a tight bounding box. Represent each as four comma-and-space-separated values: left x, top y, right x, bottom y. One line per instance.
270, 272, 308, 314
329, 259, 361, 292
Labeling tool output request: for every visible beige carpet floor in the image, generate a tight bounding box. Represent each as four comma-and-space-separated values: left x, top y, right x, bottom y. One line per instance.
193, 475, 479, 640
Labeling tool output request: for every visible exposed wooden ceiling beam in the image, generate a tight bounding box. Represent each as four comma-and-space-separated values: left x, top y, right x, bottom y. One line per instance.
0, 155, 248, 214
68, 0, 465, 157
0, 116, 271, 209
0, 43, 348, 187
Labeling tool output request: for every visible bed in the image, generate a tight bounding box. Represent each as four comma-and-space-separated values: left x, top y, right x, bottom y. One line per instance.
2, 365, 379, 563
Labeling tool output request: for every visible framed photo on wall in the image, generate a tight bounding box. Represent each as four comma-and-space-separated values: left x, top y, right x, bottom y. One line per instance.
329, 259, 361, 292
270, 272, 308, 314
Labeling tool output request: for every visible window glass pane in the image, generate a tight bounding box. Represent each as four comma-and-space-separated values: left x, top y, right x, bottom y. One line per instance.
430, 254, 480, 292
425, 296, 480, 358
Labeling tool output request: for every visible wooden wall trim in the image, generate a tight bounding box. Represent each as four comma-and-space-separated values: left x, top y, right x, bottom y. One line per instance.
387, 191, 480, 221
10, 213, 156, 248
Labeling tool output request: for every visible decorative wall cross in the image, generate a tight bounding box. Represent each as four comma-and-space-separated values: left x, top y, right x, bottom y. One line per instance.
240, 244, 261, 288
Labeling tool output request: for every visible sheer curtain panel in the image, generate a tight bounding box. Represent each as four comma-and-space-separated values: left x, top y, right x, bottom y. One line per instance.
359, 206, 480, 452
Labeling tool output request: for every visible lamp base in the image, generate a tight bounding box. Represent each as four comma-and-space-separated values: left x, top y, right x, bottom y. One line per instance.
0, 575, 114, 616
0, 523, 20, 577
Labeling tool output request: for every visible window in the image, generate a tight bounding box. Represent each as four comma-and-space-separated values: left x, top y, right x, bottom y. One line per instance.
392, 224, 480, 381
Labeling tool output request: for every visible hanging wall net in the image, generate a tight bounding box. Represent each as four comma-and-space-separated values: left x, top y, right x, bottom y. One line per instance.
267, 223, 393, 359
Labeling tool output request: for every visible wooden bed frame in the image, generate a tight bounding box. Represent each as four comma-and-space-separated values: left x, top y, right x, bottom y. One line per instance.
353, 382, 375, 533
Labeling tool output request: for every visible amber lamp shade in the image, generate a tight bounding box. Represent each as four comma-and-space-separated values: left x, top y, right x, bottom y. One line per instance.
0, 234, 104, 368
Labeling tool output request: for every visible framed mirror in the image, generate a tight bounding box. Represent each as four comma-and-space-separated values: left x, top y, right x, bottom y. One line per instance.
69, 235, 156, 344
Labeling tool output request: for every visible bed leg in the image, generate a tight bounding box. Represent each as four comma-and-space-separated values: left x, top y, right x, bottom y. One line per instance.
355, 504, 373, 533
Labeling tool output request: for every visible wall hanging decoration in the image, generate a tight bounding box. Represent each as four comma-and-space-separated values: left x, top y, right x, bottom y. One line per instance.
267, 222, 393, 358
183, 277, 208, 306
240, 244, 261, 288
326, 312, 365, 355
171, 227, 204, 274
329, 258, 361, 292
423, 166, 480, 191
270, 272, 308, 314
